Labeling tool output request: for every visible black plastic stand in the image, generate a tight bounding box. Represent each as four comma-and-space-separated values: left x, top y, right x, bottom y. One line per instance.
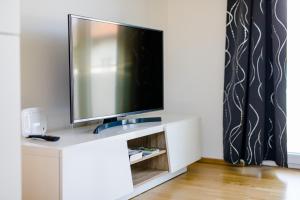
93, 117, 162, 134
103, 117, 118, 124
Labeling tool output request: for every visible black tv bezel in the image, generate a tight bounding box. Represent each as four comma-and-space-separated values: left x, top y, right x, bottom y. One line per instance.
68, 14, 164, 124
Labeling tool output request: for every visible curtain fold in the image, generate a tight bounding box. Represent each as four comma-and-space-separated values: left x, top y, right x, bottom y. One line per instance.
223, 0, 287, 167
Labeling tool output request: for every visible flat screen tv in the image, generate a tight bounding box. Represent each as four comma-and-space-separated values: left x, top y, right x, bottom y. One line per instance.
68, 15, 164, 123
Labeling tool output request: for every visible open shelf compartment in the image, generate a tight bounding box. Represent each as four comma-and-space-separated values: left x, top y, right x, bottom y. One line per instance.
127, 131, 169, 187
130, 149, 167, 165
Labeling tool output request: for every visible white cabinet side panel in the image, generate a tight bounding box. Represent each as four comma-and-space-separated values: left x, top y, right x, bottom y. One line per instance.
165, 118, 202, 172
61, 139, 133, 200
22, 153, 60, 200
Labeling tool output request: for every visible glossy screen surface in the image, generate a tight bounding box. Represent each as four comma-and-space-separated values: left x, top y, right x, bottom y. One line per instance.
69, 16, 163, 122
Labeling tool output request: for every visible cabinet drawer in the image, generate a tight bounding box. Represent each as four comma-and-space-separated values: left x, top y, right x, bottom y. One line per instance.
165, 118, 202, 172
61, 139, 133, 200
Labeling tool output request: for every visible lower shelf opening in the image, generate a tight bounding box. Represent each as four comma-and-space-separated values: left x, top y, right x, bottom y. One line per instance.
131, 168, 168, 186
127, 131, 170, 187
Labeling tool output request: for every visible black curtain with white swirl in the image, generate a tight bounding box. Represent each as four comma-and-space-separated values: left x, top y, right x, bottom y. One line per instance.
223, 0, 287, 167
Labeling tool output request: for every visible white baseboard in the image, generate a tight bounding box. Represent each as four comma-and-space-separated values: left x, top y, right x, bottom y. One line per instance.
287, 153, 300, 169
262, 153, 300, 169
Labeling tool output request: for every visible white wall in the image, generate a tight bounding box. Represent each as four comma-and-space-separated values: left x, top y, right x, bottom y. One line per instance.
21, 0, 168, 130
165, 0, 227, 159
0, 0, 21, 199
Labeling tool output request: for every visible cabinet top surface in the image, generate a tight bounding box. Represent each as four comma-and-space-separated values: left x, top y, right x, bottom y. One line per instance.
22, 113, 199, 150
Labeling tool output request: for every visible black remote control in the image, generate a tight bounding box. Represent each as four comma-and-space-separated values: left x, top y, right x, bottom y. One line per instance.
27, 135, 60, 142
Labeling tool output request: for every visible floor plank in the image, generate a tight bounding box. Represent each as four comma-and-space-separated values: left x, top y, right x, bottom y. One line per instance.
132, 162, 300, 200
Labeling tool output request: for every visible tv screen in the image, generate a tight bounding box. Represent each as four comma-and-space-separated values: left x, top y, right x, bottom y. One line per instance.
68, 15, 164, 123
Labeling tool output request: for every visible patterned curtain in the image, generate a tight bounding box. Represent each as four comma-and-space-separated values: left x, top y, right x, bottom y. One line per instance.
223, 0, 287, 167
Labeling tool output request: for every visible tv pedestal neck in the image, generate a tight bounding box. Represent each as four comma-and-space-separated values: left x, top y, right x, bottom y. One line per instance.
93, 117, 162, 134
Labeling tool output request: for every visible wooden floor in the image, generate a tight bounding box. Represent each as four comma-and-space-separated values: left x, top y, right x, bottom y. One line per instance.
133, 162, 300, 200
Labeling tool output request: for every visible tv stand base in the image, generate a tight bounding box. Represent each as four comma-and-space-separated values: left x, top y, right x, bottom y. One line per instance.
93, 117, 162, 134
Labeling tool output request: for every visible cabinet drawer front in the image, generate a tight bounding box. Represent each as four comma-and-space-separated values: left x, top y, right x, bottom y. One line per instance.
165, 118, 202, 172
61, 139, 133, 200
22, 154, 60, 200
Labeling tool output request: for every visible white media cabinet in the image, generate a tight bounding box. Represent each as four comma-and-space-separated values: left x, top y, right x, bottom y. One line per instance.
22, 113, 202, 200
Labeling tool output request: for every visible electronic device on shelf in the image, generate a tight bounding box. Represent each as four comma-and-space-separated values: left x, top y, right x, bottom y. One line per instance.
68, 14, 164, 133
21, 107, 47, 137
